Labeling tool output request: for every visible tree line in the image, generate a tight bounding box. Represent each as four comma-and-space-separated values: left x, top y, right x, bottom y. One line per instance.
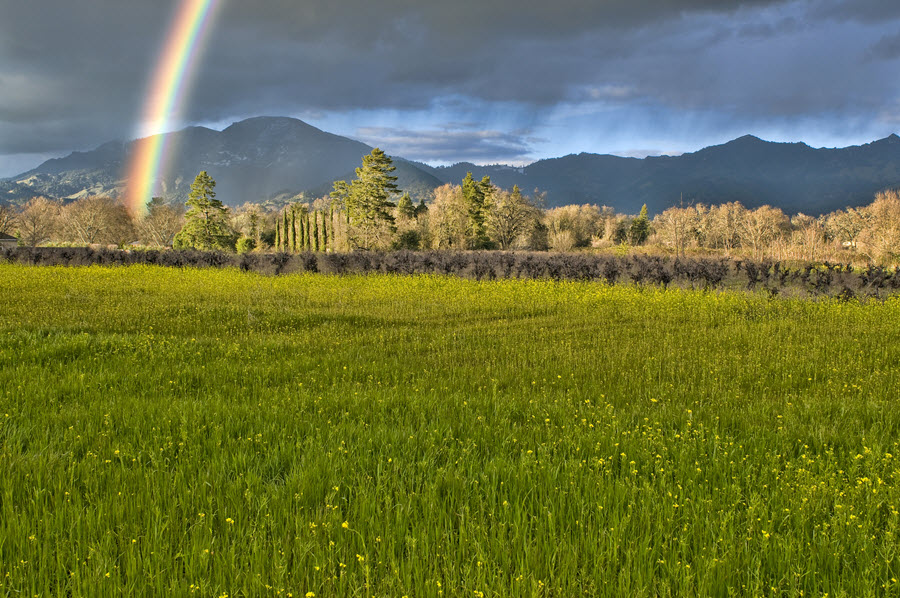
650, 193, 900, 264
1, 148, 899, 264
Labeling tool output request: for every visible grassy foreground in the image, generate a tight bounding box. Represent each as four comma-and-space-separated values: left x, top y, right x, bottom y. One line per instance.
2, 265, 900, 597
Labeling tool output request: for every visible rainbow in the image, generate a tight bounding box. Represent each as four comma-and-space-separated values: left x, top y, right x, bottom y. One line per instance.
125, 0, 220, 216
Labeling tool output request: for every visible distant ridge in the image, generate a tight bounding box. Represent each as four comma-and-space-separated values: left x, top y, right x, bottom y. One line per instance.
0, 117, 443, 207
2, 117, 900, 215
425, 133, 900, 215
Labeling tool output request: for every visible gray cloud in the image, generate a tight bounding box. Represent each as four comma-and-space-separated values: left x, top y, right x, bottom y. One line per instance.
219, 0, 793, 42
811, 0, 900, 23
355, 126, 540, 164
737, 16, 803, 39
1, 0, 899, 171
868, 32, 900, 61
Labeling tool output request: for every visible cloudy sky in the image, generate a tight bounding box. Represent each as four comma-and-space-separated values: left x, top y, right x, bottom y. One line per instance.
2, 0, 900, 176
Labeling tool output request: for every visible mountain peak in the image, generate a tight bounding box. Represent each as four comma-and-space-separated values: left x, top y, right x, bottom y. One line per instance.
726, 134, 765, 146
710, 134, 818, 154
223, 116, 316, 134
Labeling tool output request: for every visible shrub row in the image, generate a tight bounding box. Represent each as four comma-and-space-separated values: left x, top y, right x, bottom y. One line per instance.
4, 247, 900, 298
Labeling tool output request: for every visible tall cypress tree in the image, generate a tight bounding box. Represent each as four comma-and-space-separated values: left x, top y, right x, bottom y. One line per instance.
312, 211, 319, 252
299, 206, 305, 250
305, 210, 312, 250
329, 207, 335, 247
287, 208, 294, 252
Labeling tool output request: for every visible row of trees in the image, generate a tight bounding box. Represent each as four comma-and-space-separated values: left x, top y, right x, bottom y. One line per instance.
651, 192, 900, 264
1, 148, 899, 264
271, 149, 542, 252
0, 195, 183, 248
273, 206, 340, 253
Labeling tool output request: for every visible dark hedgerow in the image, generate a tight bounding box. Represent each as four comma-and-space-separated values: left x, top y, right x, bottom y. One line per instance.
0, 247, 895, 299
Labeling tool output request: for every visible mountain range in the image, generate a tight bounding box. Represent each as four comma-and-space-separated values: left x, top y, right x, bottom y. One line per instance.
3, 116, 900, 216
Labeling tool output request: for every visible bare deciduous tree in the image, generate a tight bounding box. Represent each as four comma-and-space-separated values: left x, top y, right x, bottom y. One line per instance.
857, 189, 900, 264
544, 204, 604, 250
427, 184, 468, 249
740, 205, 788, 259
485, 185, 538, 249
705, 202, 746, 254
137, 197, 186, 247
788, 213, 826, 262
654, 205, 701, 256
61, 196, 134, 246
0, 204, 16, 235
229, 202, 262, 248
16, 197, 60, 246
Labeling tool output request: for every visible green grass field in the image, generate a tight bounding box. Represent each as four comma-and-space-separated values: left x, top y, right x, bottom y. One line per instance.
2, 264, 900, 597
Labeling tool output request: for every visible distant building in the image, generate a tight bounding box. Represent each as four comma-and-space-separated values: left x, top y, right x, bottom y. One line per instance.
0, 233, 18, 249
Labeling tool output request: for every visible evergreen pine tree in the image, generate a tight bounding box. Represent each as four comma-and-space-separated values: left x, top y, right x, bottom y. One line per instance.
173, 171, 236, 251
397, 193, 416, 219
462, 172, 491, 249
249, 211, 260, 247
629, 204, 651, 245
341, 148, 399, 250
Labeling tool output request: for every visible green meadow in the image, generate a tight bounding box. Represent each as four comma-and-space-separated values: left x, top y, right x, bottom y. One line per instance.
2, 263, 900, 597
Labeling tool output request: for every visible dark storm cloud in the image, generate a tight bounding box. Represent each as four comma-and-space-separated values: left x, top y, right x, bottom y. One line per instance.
868, 32, 900, 61
0, 0, 173, 155
218, 0, 792, 41
811, 0, 900, 23
1, 0, 899, 171
202, 0, 797, 112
